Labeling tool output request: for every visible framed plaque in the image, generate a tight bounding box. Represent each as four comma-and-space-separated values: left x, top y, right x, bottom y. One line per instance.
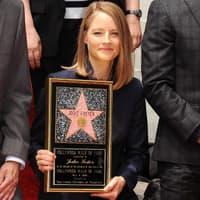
44, 78, 112, 192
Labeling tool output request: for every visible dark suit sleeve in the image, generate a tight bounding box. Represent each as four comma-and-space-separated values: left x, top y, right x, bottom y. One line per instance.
1, 1, 32, 162
29, 88, 46, 177
142, 0, 200, 142
119, 81, 149, 190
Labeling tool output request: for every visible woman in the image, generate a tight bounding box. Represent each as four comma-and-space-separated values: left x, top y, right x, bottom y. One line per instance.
29, 2, 148, 200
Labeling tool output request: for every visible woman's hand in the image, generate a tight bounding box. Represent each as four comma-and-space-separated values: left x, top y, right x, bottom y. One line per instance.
126, 14, 142, 50
22, 0, 42, 69
90, 176, 126, 200
26, 26, 42, 69
35, 149, 56, 173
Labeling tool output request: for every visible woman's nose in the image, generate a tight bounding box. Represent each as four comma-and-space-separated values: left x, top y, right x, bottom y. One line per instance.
103, 32, 111, 42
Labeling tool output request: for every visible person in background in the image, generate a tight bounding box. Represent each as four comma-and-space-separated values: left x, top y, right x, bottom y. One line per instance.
21, 0, 142, 105
0, 0, 32, 199
29, 1, 148, 200
142, 0, 200, 199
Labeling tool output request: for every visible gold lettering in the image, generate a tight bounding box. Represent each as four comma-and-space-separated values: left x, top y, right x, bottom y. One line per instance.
81, 159, 95, 164
66, 159, 79, 165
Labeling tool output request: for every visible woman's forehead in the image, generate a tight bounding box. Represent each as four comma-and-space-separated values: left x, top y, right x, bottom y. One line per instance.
87, 12, 117, 29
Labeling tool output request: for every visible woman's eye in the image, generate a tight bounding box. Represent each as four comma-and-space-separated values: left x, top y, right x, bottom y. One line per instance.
93, 32, 103, 35
111, 32, 119, 36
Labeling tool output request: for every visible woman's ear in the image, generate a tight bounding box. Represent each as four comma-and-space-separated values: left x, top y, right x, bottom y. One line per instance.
84, 31, 88, 44
84, 39, 88, 45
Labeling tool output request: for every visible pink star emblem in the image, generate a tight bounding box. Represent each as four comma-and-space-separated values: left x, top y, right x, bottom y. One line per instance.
60, 91, 103, 141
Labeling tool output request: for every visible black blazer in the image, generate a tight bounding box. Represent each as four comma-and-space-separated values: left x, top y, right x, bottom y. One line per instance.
142, 0, 200, 165
29, 69, 148, 200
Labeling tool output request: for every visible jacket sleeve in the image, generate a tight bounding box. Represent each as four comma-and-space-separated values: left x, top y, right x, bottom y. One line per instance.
141, 0, 200, 141
1, 1, 32, 162
29, 88, 46, 177
119, 81, 149, 190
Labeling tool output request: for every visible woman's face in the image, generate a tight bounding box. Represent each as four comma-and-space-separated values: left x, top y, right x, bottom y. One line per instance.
84, 11, 120, 64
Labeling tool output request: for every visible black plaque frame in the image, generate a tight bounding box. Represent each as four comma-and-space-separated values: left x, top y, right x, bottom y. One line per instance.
44, 78, 112, 192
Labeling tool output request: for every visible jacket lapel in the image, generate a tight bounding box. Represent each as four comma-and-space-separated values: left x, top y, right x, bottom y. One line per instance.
183, 0, 200, 27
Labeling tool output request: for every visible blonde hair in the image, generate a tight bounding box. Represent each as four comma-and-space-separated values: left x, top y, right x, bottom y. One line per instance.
74, 1, 133, 90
